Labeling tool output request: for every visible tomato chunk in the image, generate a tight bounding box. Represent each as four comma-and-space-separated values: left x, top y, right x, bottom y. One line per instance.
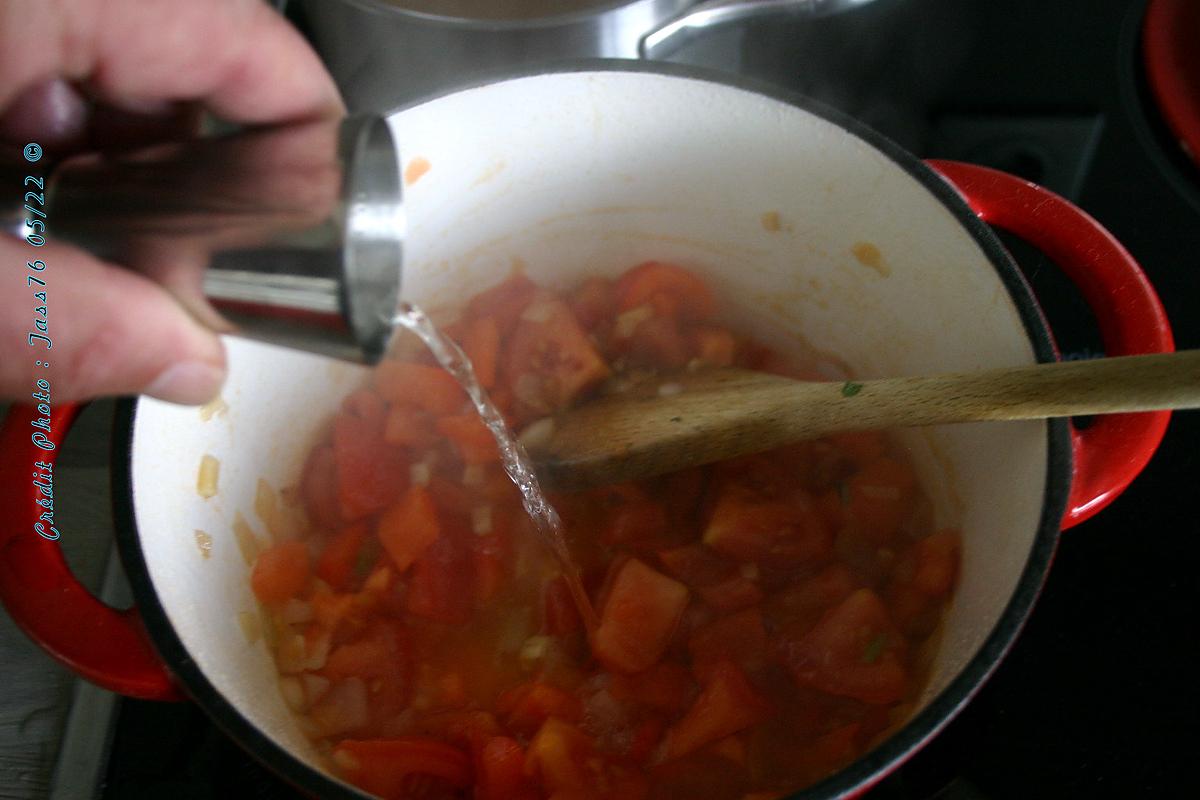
332, 412, 408, 521
702, 485, 831, 566
615, 261, 716, 321
315, 523, 369, 592
250, 540, 310, 605
301, 443, 340, 531
660, 662, 769, 762
437, 414, 499, 465
525, 718, 596, 795
687, 609, 769, 675
778, 589, 909, 705
592, 559, 690, 673
374, 360, 466, 415
376, 485, 441, 572
462, 315, 501, 389
333, 738, 471, 799
504, 297, 610, 416
475, 736, 536, 800
843, 457, 916, 543
497, 682, 584, 737
405, 526, 473, 625
467, 273, 539, 337
912, 530, 962, 599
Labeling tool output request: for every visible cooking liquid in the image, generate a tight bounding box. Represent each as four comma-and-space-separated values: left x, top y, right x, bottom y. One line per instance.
391, 303, 599, 632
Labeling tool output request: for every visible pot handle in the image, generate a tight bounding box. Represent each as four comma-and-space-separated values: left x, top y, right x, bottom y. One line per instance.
639, 0, 872, 60
926, 159, 1174, 529
0, 402, 181, 699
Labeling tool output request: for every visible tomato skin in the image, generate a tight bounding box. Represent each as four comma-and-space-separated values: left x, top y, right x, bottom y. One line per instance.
660, 661, 770, 762
376, 485, 441, 573
333, 737, 472, 799
778, 589, 909, 705
592, 559, 690, 674
250, 541, 311, 605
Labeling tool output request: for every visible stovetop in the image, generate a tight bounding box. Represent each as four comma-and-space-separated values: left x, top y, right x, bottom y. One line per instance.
15, 0, 1197, 798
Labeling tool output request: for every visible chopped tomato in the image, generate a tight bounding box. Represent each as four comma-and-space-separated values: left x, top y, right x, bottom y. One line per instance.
627, 316, 690, 370
687, 609, 769, 675
504, 297, 610, 416
569, 277, 617, 330
608, 661, 698, 714
323, 625, 408, 684
341, 388, 387, 427
332, 412, 409, 520
592, 559, 690, 673
764, 564, 859, 632
462, 316, 501, 389
656, 545, 732, 587
316, 523, 369, 592
698, 575, 764, 613
475, 736, 536, 800
843, 457, 916, 543
437, 414, 499, 465
467, 273, 539, 337
912, 530, 962, 598
497, 682, 584, 737
702, 485, 831, 566
383, 404, 438, 449
524, 718, 596, 795
601, 501, 668, 547
405, 526, 473, 625
377, 485, 441, 572
374, 360, 466, 415
251, 540, 311, 605
689, 326, 736, 367
660, 661, 769, 762
333, 738, 471, 799
615, 262, 716, 321
778, 589, 909, 705
301, 443, 340, 531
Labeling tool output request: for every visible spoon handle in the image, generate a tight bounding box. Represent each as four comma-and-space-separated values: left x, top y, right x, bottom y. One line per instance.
533, 350, 1200, 490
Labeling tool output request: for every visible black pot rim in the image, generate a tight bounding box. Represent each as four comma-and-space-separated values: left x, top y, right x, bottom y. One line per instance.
111, 59, 1070, 800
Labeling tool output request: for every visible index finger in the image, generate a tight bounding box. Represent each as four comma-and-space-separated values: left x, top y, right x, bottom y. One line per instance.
1, 0, 343, 124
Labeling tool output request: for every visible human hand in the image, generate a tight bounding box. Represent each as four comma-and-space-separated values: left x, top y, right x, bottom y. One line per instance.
0, 0, 343, 405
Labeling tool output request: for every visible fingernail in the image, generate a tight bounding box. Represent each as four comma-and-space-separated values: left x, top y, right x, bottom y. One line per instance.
145, 362, 226, 405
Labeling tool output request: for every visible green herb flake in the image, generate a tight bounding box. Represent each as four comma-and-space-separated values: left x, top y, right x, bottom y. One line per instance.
862, 634, 888, 664
841, 381, 863, 397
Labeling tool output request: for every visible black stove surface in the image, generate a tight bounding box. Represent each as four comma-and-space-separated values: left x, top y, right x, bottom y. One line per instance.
101, 0, 1198, 797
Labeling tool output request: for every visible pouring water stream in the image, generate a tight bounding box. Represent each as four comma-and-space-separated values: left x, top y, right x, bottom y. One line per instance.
390, 303, 599, 632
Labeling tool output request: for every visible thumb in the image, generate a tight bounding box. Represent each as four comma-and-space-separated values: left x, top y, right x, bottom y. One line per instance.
1, 237, 226, 405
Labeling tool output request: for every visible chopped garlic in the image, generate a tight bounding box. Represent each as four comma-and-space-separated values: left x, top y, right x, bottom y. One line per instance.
410, 462, 432, 486
472, 506, 493, 535
196, 454, 219, 498
193, 530, 213, 559
462, 464, 484, 486
614, 304, 653, 338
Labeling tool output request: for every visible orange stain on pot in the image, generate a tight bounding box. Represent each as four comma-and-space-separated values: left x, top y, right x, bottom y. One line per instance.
404, 156, 432, 186
852, 241, 891, 277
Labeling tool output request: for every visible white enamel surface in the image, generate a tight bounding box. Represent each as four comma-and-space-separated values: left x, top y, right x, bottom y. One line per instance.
131, 71, 1049, 779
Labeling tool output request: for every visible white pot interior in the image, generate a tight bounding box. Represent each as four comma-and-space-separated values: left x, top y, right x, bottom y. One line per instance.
129, 71, 1050, 783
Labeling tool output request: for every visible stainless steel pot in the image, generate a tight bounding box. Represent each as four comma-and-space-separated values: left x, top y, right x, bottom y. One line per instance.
295, 0, 885, 111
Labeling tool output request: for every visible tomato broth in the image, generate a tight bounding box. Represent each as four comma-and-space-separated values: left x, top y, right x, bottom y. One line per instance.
249, 262, 962, 800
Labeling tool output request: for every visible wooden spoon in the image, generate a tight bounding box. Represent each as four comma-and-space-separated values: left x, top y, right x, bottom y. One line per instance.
524, 349, 1200, 491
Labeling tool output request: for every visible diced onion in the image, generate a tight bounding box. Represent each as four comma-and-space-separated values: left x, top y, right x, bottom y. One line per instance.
519, 635, 551, 671
193, 529, 213, 559
302, 673, 331, 706
237, 610, 261, 644
472, 506, 493, 536
198, 396, 228, 422
232, 512, 262, 567
657, 382, 683, 397
305, 631, 332, 671
196, 454, 219, 498
309, 678, 369, 737
614, 304, 653, 339
277, 634, 308, 674
520, 301, 557, 323
278, 676, 306, 712
255, 478, 283, 541
462, 464, 484, 486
